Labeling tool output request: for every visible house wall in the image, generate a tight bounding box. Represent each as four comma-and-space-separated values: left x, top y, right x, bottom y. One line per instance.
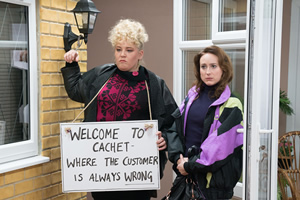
279, 0, 291, 136
0, 0, 87, 199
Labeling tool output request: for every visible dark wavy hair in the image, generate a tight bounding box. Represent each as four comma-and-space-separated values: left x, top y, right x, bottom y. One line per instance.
193, 45, 233, 98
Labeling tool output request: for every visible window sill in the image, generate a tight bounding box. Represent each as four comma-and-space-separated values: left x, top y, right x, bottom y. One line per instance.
0, 156, 50, 174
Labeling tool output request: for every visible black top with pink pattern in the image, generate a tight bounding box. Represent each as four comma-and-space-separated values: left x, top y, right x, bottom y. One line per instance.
96, 66, 150, 121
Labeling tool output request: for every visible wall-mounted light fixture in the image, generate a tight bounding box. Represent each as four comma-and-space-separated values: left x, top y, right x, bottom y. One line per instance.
63, 0, 101, 52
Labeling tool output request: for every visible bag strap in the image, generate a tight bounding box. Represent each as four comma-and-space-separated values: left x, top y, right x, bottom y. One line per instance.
72, 79, 152, 122
145, 80, 152, 120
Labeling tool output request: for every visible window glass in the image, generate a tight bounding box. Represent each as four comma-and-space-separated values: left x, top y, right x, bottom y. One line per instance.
219, 0, 247, 32
184, 0, 212, 41
183, 49, 245, 102
0, 2, 29, 145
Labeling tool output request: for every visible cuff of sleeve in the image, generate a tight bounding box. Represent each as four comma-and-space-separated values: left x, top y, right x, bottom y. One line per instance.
184, 162, 191, 174
66, 61, 78, 67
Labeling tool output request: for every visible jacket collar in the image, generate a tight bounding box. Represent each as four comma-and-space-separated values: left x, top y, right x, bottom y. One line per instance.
210, 85, 231, 107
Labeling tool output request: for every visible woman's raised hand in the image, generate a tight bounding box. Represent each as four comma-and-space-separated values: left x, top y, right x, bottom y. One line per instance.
64, 50, 79, 63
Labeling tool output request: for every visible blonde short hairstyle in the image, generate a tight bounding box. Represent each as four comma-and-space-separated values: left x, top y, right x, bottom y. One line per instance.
108, 19, 149, 50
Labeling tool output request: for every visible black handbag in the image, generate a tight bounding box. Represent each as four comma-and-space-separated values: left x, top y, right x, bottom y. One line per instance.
161, 175, 205, 200
162, 145, 205, 200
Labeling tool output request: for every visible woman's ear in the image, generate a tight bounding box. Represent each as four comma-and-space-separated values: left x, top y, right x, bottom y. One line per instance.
138, 50, 144, 60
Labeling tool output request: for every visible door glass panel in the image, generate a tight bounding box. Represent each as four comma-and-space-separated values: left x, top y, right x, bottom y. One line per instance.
0, 2, 29, 145
183, 49, 245, 100
219, 0, 247, 32
184, 0, 212, 41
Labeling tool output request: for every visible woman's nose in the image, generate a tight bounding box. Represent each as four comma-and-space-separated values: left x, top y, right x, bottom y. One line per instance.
120, 50, 126, 56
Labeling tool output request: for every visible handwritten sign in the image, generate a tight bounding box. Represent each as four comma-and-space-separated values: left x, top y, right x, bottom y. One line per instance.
60, 120, 160, 193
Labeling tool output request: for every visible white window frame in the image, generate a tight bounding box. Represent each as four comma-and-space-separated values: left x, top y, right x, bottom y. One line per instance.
173, 0, 247, 198
0, 0, 49, 173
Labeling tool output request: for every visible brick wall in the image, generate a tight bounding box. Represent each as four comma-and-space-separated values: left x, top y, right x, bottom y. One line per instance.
0, 0, 88, 199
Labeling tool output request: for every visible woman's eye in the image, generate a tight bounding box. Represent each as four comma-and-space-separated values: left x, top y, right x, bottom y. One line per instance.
212, 64, 217, 68
116, 49, 121, 52
127, 49, 133, 52
200, 65, 206, 69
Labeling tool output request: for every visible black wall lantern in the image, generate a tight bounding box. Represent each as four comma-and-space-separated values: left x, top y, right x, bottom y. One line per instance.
63, 0, 101, 52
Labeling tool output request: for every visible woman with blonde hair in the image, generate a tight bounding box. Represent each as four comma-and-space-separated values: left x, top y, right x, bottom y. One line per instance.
62, 19, 177, 200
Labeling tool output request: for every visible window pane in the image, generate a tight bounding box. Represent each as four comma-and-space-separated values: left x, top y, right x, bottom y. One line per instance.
184, 0, 212, 41
219, 0, 247, 32
183, 49, 245, 102
0, 2, 29, 145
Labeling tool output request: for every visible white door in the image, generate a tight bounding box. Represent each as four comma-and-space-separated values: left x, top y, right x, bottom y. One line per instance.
244, 0, 283, 199
174, 0, 284, 199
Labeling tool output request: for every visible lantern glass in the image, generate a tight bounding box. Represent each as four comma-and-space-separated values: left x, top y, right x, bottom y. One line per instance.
89, 13, 97, 31
74, 12, 89, 33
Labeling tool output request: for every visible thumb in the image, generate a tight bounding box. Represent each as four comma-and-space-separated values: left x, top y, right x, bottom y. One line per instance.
75, 52, 79, 62
180, 154, 184, 161
156, 131, 162, 139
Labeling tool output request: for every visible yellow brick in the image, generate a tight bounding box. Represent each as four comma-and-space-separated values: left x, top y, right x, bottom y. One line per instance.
25, 165, 43, 179
58, 61, 66, 69
41, 124, 51, 137
59, 110, 75, 121
0, 185, 14, 200
58, 36, 65, 49
0, 174, 3, 186
15, 179, 34, 195
51, 74, 64, 85
42, 136, 60, 149
41, 112, 59, 124
40, 21, 50, 34
42, 87, 60, 98
5, 169, 24, 184
41, 61, 59, 73
79, 63, 87, 72
42, 100, 51, 111
40, 0, 51, 7
41, 62, 59, 73
67, 192, 84, 199
78, 51, 87, 61
51, 0, 66, 10
51, 123, 60, 135
43, 184, 60, 199
51, 194, 67, 200
34, 174, 52, 189
57, 12, 75, 25
51, 49, 65, 61
50, 23, 65, 36
42, 149, 51, 159
67, 0, 77, 10
40, 8, 58, 22
41, 74, 51, 85
71, 25, 80, 36
51, 99, 67, 110
51, 147, 61, 160
41, 48, 51, 60
59, 86, 68, 97
40, 35, 59, 48
66, 99, 83, 109
24, 190, 43, 200
43, 160, 61, 175
74, 109, 84, 121
51, 171, 61, 184
10, 196, 24, 200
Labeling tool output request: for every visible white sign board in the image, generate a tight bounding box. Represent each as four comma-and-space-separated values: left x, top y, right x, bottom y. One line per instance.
60, 120, 160, 193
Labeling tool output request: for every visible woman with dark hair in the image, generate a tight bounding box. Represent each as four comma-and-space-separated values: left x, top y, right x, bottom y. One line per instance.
168, 45, 243, 199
